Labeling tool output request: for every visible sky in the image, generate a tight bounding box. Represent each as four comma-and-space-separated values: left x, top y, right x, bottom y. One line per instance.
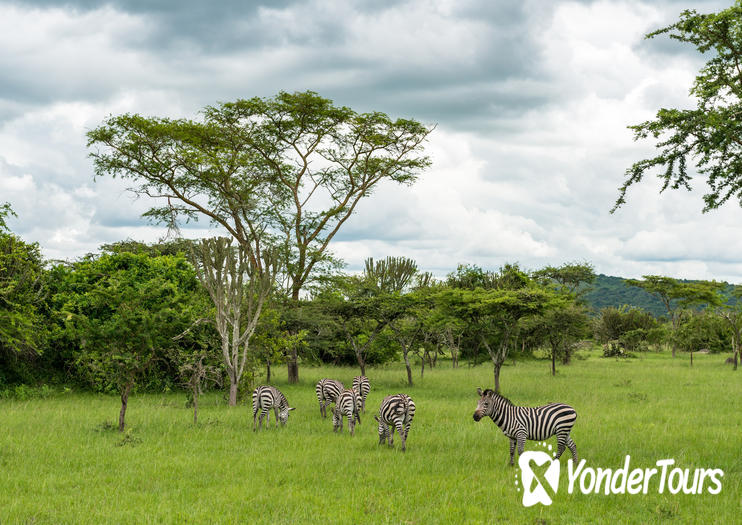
1, 0, 741, 282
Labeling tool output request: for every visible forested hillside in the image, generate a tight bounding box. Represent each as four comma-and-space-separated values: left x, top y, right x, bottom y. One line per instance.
582, 274, 739, 317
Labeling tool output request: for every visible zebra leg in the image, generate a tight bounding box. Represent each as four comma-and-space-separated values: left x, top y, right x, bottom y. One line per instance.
567, 437, 578, 462
349, 416, 355, 436
396, 423, 406, 452
274, 407, 279, 427
516, 433, 526, 462
320, 400, 325, 418
509, 438, 516, 466
253, 405, 259, 432
259, 409, 267, 430
555, 434, 567, 459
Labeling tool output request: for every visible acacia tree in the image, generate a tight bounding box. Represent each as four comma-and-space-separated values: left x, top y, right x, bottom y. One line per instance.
624, 276, 724, 357
532, 261, 596, 300
615, 3, 742, 212
88, 91, 433, 384
442, 264, 553, 392
189, 238, 277, 406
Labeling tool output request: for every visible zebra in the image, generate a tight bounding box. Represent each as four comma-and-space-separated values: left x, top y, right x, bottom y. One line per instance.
473, 388, 578, 466
252, 385, 295, 431
352, 376, 370, 413
315, 378, 344, 418
374, 394, 416, 452
333, 389, 361, 436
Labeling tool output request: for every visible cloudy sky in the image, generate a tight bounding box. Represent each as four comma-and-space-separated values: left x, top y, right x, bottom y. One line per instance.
2, 0, 740, 282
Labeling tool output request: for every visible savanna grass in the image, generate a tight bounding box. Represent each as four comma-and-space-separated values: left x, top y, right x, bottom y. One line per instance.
1, 351, 740, 524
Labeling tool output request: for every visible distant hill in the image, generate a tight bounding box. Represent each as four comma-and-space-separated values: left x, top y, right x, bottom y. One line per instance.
580, 274, 739, 318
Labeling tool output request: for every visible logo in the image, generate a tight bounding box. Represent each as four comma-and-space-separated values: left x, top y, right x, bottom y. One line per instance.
517, 450, 560, 507
514, 443, 724, 507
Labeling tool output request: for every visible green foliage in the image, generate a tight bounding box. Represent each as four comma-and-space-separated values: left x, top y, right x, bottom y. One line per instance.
615, 2, 742, 211
56, 252, 201, 394
593, 306, 660, 345
532, 261, 596, 297
87, 91, 433, 300
674, 310, 731, 353
0, 202, 17, 233
0, 225, 47, 374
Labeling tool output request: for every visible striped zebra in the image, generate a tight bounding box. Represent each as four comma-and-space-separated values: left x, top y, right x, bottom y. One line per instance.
252, 385, 295, 431
374, 394, 416, 452
473, 388, 578, 466
333, 389, 361, 436
352, 376, 370, 413
316, 378, 344, 418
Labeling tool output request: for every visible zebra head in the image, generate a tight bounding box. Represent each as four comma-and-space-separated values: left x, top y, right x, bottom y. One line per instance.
473, 387, 496, 422
278, 406, 296, 426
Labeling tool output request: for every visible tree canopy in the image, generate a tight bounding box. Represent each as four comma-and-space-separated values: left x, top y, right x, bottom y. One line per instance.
615, 2, 742, 212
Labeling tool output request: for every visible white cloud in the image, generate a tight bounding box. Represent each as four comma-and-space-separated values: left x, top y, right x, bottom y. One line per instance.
1, 0, 741, 284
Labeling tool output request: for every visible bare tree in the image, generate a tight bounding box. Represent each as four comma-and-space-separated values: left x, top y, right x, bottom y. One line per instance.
190, 238, 277, 406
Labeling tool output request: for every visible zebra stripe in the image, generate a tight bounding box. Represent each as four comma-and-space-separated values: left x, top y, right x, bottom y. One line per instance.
473, 388, 578, 465
315, 378, 344, 418
352, 376, 370, 413
252, 385, 294, 431
374, 394, 416, 452
333, 389, 361, 436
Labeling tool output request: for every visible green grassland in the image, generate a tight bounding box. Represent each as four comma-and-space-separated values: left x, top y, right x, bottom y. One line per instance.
1, 351, 740, 524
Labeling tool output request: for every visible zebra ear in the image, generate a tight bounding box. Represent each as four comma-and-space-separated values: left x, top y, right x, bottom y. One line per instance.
374, 415, 380, 422
288, 407, 296, 411
477, 388, 483, 397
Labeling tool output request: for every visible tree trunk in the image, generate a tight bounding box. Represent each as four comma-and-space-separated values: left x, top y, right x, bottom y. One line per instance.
690, 350, 693, 367
734, 350, 738, 371
266, 359, 271, 383
551, 347, 556, 376
494, 362, 501, 394
287, 346, 299, 384
360, 360, 366, 377
420, 351, 425, 378
229, 381, 238, 406
193, 388, 199, 425
403, 351, 413, 387
119, 383, 132, 432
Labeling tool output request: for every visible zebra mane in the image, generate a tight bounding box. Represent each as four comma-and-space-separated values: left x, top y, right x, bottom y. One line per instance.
483, 389, 513, 406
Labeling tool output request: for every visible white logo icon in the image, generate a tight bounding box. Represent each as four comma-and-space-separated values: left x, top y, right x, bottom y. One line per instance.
518, 450, 560, 507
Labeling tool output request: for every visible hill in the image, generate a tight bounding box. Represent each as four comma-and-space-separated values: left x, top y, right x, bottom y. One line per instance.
581, 274, 739, 317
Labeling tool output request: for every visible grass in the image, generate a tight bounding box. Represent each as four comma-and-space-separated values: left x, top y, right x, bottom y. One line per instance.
1, 350, 740, 524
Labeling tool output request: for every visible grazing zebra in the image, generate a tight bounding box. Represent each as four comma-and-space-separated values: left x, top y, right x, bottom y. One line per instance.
252, 385, 295, 431
352, 376, 370, 413
333, 389, 361, 436
473, 388, 578, 466
374, 394, 416, 452
316, 378, 344, 418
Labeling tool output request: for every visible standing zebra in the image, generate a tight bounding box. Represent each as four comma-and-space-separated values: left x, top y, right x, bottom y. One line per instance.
252, 385, 295, 431
473, 388, 578, 466
374, 394, 416, 452
352, 376, 370, 413
333, 389, 361, 436
315, 378, 344, 418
